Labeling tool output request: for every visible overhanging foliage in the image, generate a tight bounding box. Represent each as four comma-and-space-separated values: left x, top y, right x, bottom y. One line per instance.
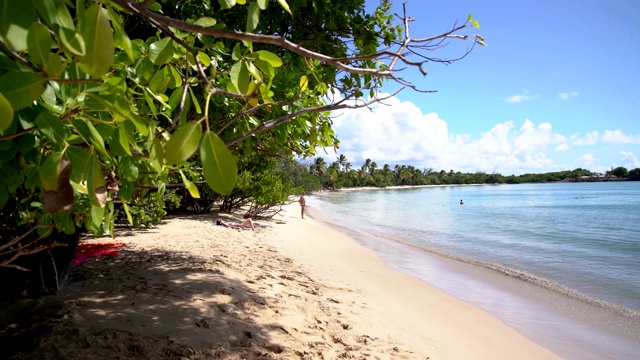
0, 0, 482, 274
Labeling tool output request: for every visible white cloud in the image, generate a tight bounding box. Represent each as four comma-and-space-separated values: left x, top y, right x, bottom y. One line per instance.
571, 153, 597, 169
620, 151, 640, 168
570, 131, 600, 146
558, 91, 579, 100
563, 130, 640, 149
318, 94, 640, 175
324, 95, 572, 174
601, 130, 640, 144
506, 89, 537, 103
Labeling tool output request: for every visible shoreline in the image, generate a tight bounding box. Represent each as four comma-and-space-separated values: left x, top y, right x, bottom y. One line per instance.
4, 203, 560, 359
307, 192, 640, 359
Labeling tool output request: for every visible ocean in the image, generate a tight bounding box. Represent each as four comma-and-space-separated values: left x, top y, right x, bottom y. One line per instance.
307, 182, 640, 360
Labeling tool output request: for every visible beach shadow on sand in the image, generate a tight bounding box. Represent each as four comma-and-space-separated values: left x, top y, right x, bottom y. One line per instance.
2, 236, 294, 359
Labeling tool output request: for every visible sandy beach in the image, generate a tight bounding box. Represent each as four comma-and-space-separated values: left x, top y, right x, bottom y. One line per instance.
3, 203, 562, 359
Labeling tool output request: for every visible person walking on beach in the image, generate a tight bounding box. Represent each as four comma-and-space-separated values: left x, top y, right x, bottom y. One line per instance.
299, 192, 306, 219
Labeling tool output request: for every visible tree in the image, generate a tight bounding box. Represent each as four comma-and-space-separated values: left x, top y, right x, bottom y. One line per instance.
337, 154, 348, 172
609, 166, 628, 179
0, 0, 483, 285
310, 157, 327, 177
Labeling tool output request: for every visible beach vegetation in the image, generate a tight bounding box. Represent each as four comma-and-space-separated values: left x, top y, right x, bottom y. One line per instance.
0, 0, 484, 295
608, 166, 628, 179
299, 156, 640, 190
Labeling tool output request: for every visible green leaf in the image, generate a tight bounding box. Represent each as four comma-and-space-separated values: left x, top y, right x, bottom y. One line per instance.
55, 210, 76, 234
127, 114, 150, 137
257, 0, 268, 10
0, 0, 37, 51
148, 137, 163, 173
71, 119, 91, 144
467, 14, 473, 22
122, 201, 133, 225
188, 87, 201, 114
155, 181, 166, 203
116, 128, 131, 155
143, 88, 157, 116
59, 27, 86, 56
246, 62, 262, 82
254, 59, 274, 78
195, 17, 217, 27
148, 67, 168, 93
276, 0, 292, 15
472, 20, 480, 29
230, 61, 251, 94
16, 131, 35, 153
108, 6, 133, 62
149, 37, 174, 65
167, 66, 182, 88
85, 120, 108, 156
120, 158, 139, 182
35, 112, 67, 142
147, 2, 162, 11
27, 22, 53, 67
66, 147, 91, 183
200, 131, 237, 195
40, 152, 63, 191
259, 83, 273, 103
254, 50, 283, 67
0, 72, 46, 110
246, 2, 260, 32
218, 0, 236, 10
187, 52, 211, 70
232, 43, 243, 61
0, 93, 13, 133
44, 53, 64, 78
87, 152, 106, 207
78, 5, 114, 78
164, 122, 202, 164
54, 0, 76, 30
179, 170, 200, 198
90, 204, 105, 231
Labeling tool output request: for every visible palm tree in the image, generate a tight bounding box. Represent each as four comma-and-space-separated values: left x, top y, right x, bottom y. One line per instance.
311, 157, 327, 177
337, 154, 348, 172
363, 158, 372, 173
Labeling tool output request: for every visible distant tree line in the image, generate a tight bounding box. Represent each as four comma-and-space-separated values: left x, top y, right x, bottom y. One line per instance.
292, 155, 640, 191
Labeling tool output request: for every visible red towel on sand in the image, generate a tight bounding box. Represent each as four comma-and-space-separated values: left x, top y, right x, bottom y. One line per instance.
72, 242, 126, 265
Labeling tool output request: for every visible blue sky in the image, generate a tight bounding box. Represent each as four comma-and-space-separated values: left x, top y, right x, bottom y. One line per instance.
316, 0, 640, 175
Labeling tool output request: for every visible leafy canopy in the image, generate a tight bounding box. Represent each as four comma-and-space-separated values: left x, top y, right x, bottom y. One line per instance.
0, 0, 482, 270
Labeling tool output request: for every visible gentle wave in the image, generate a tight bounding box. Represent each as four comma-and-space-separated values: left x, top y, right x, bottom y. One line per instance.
360, 226, 640, 321
309, 183, 640, 359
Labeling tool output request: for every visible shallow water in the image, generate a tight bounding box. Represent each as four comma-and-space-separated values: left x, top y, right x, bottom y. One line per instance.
308, 182, 640, 360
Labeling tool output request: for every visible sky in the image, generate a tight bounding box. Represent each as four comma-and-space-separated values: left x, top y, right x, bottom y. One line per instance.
313, 0, 640, 175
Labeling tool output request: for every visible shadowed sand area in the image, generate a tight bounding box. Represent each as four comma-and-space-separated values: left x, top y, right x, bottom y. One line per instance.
2, 204, 561, 359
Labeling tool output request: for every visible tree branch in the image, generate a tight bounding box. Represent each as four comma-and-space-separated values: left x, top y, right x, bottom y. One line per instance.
111, 0, 394, 78
225, 89, 403, 146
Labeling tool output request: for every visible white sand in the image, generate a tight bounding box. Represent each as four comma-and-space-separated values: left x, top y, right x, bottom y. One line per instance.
10, 203, 562, 359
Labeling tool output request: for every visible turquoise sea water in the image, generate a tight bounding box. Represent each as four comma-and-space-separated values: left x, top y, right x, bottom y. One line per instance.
308, 182, 640, 360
